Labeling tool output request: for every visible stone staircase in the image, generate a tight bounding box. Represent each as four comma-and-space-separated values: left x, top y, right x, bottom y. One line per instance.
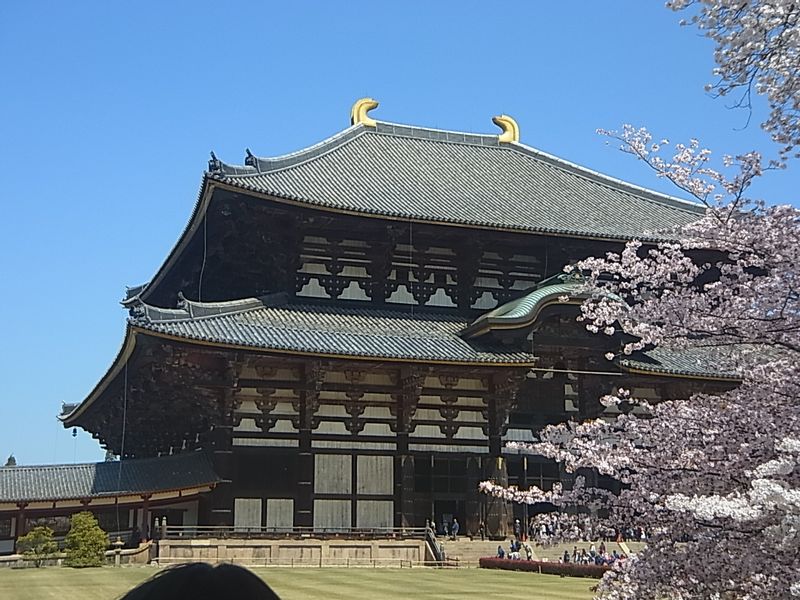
440, 538, 647, 567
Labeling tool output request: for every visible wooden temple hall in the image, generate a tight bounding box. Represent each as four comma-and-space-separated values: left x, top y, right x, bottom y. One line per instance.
0, 99, 738, 552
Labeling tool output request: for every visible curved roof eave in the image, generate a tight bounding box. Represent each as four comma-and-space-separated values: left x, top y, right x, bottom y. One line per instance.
61, 326, 139, 426
123, 176, 215, 307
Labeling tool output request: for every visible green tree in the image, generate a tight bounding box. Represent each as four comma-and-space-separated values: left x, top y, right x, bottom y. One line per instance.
64, 511, 108, 567
16, 526, 58, 567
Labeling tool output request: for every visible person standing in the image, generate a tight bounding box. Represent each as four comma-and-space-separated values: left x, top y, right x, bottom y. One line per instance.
451, 518, 460, 541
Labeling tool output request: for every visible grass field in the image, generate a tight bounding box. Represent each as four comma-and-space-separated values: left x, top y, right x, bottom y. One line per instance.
0, 566, 596, 600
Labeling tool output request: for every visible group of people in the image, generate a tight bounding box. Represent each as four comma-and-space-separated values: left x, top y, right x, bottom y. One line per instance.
527, 513, 649, 544
496, 538, 534, 561
427, 517, 461, 541
494, 538, 629, 566
561, 542, 627, 566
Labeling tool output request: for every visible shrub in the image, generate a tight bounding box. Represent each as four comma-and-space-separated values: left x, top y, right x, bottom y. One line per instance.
17, 526, 58, 567
64, 511, 108, 567
479, 557, 611, 578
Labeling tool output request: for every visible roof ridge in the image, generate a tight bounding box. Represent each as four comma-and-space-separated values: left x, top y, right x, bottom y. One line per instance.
213, 124, 367, 178
0, 451, 209, 472
508, 141, 705, 214
130, 293, 288, 324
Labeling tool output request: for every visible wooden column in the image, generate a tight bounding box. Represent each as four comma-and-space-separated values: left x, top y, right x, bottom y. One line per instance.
484, 370, 526, 539
141, 495, 151, 540
295, 361, 324, 529
208, 415, 235, 527
577, 367, 608, 421
14, 503, 27, 552
207, 361, 241, 528
391, 366, 423, 528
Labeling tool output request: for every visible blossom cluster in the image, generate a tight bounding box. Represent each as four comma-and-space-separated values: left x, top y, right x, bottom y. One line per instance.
668, 0, 800, 159
481, 130, 800, 597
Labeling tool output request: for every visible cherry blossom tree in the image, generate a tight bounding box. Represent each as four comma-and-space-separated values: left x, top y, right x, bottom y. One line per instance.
667, 0, 800, 159
481, 131, 800, 598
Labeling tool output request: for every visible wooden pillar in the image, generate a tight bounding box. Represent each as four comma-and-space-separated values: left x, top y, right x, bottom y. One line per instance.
207, 380, 240, 528
456, 243, 483, 311
141, 495, 151, 540
578, 369, 608, 421
14, 503, 27, 552
484, 370, 526, 539
392, 367, 423, 528
465, 456, 482, 536
295, 361, 324, 529
208, 421, 234, 527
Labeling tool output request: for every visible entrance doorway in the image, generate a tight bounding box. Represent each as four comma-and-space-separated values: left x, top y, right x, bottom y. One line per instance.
433, 500, 464, 537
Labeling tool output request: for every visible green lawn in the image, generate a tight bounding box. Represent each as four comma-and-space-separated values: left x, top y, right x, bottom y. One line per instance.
0, 566, 595, 600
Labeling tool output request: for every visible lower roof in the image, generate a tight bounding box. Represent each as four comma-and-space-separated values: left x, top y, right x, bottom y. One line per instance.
132, 295, 537, 365
0, 451, 219, 504
62, 296, 739, 426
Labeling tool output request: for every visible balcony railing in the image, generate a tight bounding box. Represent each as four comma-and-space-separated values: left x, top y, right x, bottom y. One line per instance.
162, 525, 428, 540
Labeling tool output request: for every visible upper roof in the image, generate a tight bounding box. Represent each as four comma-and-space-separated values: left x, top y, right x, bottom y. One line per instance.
0, 451, 219, 503
208, 118, 705, 241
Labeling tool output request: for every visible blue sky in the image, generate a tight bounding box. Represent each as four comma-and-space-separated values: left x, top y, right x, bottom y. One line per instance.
1, 1, 797, 465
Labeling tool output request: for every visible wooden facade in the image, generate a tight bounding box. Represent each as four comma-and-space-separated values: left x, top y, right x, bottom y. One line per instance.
54, 107, 738, 539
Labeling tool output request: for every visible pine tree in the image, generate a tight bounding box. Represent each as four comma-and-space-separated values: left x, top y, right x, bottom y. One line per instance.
64, 511, 108, 567
17, 526, 57, 567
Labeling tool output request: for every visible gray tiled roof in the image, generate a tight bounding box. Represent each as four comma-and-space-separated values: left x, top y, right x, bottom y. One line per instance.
0, 452, 219, 503
208, 121, 705, 241
130, 296, 735, 380
462, 274, 613, 338
618, 346, 741, 380
132, 296, 536, 365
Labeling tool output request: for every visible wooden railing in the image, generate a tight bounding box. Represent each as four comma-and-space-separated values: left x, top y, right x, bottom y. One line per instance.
162, 525, 428, 540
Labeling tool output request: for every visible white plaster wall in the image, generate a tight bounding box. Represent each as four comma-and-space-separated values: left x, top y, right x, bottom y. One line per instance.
314, 500, 351, 530
340, 281, 369, 301
472, 291, 498, 309
504, 428, 536, 442
234, 498, 262, 530
409, 443, 488, 454
297, 279, 331, 298
425, 288, 456, 307
272, 419, 298, 433
312, 440, 396, 450
356, 456, 393, 495
356, 501, 393, 528
454, 426, 488, 440
316, 421, 349, 435
360, 423, 393, 437
386, 285, 414, 304
317, 404, 348, 417
234, 439, 298, 447
409, 425, 446, 438
315, 455, 351, 494
362, 406, 392, 419
266, 499, 294, 530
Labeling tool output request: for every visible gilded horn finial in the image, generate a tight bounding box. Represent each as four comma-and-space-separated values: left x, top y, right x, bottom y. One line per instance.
492, 114, 520, 143
351, 97, 379, 127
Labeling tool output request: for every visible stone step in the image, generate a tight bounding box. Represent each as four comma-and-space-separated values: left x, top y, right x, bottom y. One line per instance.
438, 538, 647, 566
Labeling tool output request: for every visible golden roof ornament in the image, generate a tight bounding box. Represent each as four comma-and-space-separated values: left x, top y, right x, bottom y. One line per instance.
350, 97, 379, 127
492, 114, 520, 143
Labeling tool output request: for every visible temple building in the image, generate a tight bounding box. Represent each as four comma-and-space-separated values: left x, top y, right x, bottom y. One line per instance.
0, 99, 738, 552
